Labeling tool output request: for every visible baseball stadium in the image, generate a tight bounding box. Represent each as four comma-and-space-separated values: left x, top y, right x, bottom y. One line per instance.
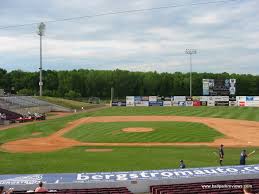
1, 0, 259, 194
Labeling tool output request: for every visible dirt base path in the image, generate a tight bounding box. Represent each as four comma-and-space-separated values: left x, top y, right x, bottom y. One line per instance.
2, 116, 259, 153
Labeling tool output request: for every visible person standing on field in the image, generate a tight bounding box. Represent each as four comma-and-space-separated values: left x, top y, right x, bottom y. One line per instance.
219, 144, 224, 166
179, 160, 186, 169
240, 150, 248, 165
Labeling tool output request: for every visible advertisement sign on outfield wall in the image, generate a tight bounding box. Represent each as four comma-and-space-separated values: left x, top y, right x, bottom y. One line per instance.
215, 101, 229, 106
164, 97, 172, 101
200, 96, 208, 101
149, 101, 163, 106
174, 96, 186, 102
229, 101, 237, 107
134, 96, 142, 106
229, 96, 236, 101
246, 96, 254, 101
172, 101, 179, 106
236, 96, 246, 102
134, 96, 141, 102
193, 101, 201, 106
135, 101, 149, 107
245, 101, 259, 107
126, 96, 135, 106
112, 101, 126, 106
207, 101, 215, 106
186, 97, 193, 101
239, 101, 246, 107
141, 96, 149, 101
157, 96, 163, 102
149, 96, 157, 102
185, 101, 193, 106
163, 101, 172, 106
201, 101, 208, 106
208, 96, 214, 102
192, 96, 201, 101
215, 96, 229, 101
178, 101, 185, 106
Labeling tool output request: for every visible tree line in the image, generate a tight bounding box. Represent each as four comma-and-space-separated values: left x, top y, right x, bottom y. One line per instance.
0, 68, 259, 98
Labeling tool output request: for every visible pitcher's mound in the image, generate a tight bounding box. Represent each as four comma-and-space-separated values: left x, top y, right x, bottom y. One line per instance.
122, 127, 154, 133
85, 149, 113, 152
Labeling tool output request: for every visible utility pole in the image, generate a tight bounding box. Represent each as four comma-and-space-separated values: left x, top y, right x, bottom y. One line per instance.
185, 49, 197, 97
111, 87, 114, 106
37, 22, 46, 96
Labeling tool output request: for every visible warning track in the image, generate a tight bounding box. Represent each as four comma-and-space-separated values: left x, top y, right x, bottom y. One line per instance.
2, 116, 259, 153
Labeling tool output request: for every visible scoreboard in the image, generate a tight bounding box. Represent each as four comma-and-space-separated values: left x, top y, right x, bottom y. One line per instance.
203, 79, 236, 96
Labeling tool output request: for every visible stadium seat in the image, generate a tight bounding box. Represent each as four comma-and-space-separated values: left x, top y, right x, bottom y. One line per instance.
12, 187, 133, 194
150, 179, 259, 194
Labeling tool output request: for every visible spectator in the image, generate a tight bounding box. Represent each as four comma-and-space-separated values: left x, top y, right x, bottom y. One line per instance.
243, 186, 253, 194
0, 186, 4, 194
179, 160, 186, 169
0, 186, 13, 194
35, 182, 48, 193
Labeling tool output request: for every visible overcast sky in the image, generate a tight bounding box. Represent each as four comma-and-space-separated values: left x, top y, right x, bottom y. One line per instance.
0, 0, 258, 74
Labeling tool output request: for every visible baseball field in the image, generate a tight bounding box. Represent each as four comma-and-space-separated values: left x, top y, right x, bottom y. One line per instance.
1, 106, 259, 174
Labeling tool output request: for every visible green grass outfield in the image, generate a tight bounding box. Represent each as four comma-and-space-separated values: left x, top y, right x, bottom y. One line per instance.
0, 146, 259, 174
65, 121, 223, 143
0, 106, 259, 174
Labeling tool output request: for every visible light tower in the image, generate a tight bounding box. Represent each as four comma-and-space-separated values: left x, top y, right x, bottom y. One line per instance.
37, 22, 46, 96
185, 49, 197, 97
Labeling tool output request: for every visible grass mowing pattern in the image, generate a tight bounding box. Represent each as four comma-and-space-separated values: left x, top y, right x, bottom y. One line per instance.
65, 122, 223, 143
1, 106, 259, 174
0, 146, 259, 174
91, 107, 259, 121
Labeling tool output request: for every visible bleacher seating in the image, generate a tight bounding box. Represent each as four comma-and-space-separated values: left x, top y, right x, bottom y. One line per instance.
0, 96, 71, 114
0, 107, 22, 121
150, 179, 259, 194
12, 187, 133, 194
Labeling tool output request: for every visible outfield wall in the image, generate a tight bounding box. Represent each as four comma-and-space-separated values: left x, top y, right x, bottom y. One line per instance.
1, 165, 259, 193
111, 96, 259, 107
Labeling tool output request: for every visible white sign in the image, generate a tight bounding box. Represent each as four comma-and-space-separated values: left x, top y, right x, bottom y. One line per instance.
174, 96, 186, 102
236, 96, 246, 102
135, 101, 149, 107
229, 101, 237, 107
245, 101, 259, 107
163, 101, 172, 107
208, 101, 215, 106
213, 96, 229, 102
185, 101, 193, 107
126, 96, 135, 107
149, 96, 157, 102
200, 96, 208, 101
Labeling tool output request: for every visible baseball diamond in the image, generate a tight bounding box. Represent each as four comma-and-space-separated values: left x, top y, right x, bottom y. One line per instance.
0, 107, 259, 175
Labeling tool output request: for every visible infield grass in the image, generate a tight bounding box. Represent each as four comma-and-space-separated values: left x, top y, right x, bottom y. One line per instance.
65, 122, 223, 143
1, 106, 259, 174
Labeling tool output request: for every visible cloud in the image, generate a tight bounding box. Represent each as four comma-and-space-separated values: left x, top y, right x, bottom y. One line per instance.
0, 0, 258, 74
190, 14, 220, 25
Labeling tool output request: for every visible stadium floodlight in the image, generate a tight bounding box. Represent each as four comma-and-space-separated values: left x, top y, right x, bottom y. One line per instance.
185, 49, 197, 97
37, 22, 46, 96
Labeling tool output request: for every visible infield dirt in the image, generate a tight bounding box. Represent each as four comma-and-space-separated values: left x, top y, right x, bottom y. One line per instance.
2, 116, 259, 153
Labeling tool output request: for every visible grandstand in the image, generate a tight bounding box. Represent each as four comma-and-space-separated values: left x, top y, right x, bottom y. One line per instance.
0, 96, 71, 115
